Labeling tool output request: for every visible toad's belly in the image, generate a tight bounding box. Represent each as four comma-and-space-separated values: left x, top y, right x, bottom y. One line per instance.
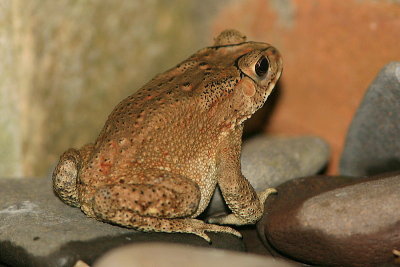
190, 165, 218, 218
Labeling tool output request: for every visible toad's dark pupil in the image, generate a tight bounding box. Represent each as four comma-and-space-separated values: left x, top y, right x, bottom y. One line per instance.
255, 56, 269, 77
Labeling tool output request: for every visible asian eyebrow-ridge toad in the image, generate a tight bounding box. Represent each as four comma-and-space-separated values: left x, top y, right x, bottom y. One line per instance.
53, 29, 283, 242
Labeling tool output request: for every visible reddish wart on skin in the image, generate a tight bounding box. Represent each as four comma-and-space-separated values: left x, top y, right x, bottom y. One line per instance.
220, 122, 232, 131
99, 141, 118, 174
181, 83, 193, 91
199, 64, 210, 70
99, 159, 112, 175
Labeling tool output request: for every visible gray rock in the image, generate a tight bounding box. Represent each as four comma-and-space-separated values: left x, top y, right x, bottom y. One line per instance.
0, 178, 244, 267
205, 135, 330, 216
241, 135, 330, 188
340, 62, 400, 176
94, 242, 297, 267
259, 173, 400, 267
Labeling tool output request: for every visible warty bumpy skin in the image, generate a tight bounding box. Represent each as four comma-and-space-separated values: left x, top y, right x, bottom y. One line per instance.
52, 29, 283, 242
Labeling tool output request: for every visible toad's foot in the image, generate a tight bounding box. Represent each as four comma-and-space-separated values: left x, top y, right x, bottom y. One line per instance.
258, 187, 277, 204
207, 187, 277, 226
97, 211, 241, 243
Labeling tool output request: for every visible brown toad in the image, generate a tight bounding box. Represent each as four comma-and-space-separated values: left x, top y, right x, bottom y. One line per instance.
53, 29, 283, 242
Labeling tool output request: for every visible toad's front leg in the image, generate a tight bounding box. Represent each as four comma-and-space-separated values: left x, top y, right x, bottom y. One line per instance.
208, 126, 276, 226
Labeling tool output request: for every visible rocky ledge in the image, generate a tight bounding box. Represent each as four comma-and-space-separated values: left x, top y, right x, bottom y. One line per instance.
0, 177, 243, 267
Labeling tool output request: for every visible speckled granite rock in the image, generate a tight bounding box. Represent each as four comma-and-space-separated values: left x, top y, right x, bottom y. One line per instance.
258, 172, 400, 267
0, 178, 244, 267
94, 242, 297, 267
340, 62, 400, 176
206, 135, 330, 216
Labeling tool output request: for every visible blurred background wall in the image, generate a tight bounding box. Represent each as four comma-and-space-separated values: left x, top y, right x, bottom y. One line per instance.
0, 0, 399, 178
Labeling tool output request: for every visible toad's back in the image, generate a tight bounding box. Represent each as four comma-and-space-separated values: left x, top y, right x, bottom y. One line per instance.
79, 41, 267, 185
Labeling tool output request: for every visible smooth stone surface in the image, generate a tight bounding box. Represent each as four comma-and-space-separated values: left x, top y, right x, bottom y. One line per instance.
340, 62, 400, 176
206, 135, 330, 216
258, 173, 400, 267
239, 226, 273, 257
94, 242, 297, 267
0, 178, 244, 267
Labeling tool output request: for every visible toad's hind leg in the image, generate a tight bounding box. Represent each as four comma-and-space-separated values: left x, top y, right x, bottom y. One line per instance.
91, 177, 241, 242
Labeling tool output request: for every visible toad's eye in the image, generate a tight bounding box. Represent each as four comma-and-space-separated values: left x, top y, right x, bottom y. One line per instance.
255, 56, 269, 77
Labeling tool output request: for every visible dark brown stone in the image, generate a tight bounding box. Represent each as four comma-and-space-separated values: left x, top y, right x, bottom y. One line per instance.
258, 173, 400, 267
239, 226, 272, 257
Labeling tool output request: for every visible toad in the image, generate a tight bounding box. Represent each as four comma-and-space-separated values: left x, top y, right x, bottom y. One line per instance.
53, 29, 283, 242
